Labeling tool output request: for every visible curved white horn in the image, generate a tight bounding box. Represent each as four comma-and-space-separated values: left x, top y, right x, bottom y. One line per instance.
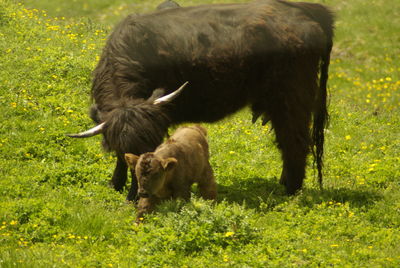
67, 122, 105, 138
153, 81, 189, 105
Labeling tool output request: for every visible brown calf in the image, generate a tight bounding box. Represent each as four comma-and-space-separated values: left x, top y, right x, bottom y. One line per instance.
125, 125, 217, 221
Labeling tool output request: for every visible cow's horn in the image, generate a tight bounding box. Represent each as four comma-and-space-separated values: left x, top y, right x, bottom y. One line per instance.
153, 81, 188, 105
67, 122, 105, 138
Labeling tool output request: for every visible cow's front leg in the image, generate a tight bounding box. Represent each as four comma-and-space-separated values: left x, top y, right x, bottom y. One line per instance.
110, 156, 128, 192
126, 169, 139, 201
279, 166, 288, 186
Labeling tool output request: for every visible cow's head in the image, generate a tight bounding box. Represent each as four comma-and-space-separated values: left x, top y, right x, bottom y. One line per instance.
124, 153, 177, 197
67, 82, 188, 139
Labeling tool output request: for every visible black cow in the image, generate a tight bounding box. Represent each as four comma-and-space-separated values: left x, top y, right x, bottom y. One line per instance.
69, 0, 334, 200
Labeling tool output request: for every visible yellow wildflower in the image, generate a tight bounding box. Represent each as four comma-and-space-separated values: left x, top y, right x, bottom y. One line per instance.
225, 231, 235, 237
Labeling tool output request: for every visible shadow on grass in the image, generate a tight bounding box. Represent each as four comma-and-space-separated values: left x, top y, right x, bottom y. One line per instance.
216, 177, 287, 209
306, 186, 384, 209
216, 176, 383, 210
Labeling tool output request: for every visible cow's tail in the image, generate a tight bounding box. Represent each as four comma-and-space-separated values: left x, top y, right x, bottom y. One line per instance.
309, 5, 335, 188
313, 44, 331, 188
281, 1, 334, 187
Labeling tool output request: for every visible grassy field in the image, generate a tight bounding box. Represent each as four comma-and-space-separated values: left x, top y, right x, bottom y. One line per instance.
1, 0, 399, 266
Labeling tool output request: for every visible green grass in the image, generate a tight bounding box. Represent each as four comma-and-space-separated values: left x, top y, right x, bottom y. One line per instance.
1, 0, 399, 266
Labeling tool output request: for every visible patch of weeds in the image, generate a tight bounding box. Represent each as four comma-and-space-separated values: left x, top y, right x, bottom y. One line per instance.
135, 198, 261, 258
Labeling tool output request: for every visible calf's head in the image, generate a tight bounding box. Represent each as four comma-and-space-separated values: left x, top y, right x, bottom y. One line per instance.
124, 153, 177, 197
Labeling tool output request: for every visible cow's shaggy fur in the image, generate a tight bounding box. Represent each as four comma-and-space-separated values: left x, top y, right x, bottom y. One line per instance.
125, 125, 217, 220
74, 0, 334, 199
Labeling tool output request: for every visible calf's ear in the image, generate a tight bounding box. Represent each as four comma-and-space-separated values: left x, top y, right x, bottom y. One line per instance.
124, 153, 140, 168
161, 157, 177, 171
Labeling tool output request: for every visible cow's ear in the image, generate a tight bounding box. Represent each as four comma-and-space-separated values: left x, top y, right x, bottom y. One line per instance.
153, 81, 188, 105
162, 157, 177, 171
124, 153, 140, 169
147, 88, 166, 102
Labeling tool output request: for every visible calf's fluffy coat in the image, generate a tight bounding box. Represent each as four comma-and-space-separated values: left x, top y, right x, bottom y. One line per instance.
124, 125, 216, 219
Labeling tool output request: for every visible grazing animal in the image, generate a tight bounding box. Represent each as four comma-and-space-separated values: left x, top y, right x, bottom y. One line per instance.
124, 125, 217, 220
68, 0, 334, 199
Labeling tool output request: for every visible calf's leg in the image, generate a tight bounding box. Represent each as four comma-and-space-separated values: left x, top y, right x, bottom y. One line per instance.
172, 182, 192, 201
198, 164, 217, 200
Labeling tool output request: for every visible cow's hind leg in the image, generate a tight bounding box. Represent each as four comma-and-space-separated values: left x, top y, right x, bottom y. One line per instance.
273, 108, 311, 195
266, 75, 314, 195
264, 55, 318, 194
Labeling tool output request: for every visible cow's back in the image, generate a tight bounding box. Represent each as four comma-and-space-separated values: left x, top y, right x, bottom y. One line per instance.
95, 0, 333, 124
107, 0, 331, 72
